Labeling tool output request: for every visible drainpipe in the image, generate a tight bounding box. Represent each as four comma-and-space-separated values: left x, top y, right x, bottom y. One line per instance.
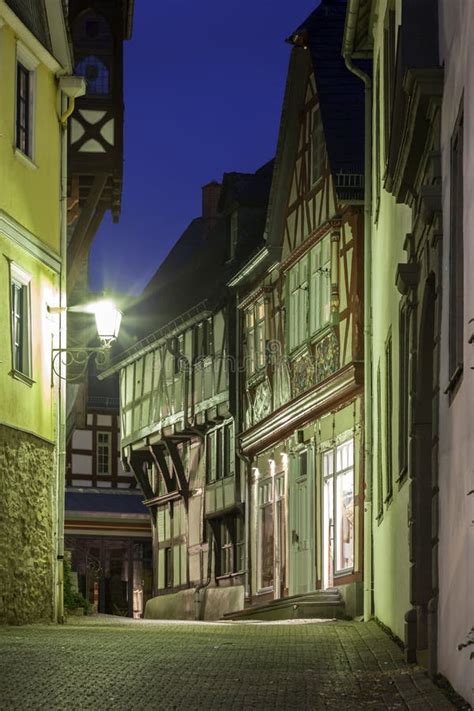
56, 76, 86, 623
342, 0, 373, 621
237, 449, 252, 600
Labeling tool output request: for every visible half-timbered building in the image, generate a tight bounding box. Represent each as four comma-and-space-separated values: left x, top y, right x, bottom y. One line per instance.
100, 164, 272, 619
344, 0, 444, 677
65, 372, 153, 618
229, 0, 367, 618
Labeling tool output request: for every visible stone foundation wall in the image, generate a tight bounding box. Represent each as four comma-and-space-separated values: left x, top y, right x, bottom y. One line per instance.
0, 424, 56, 624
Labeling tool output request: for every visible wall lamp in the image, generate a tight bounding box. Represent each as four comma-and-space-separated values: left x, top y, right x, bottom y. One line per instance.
48, 299, 122, 382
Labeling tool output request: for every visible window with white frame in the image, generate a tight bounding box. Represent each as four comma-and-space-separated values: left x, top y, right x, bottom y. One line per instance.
322, 439, 355, 576
15, 43, 38, 159
245, 298, 265, 376
10, 262, 32, 378
96, 431, 112, 475
288, 234, 331, 352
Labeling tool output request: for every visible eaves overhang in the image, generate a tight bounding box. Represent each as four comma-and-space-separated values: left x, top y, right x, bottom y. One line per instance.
98, 300, 212, 380
342, 0, 374, 60
0, 0, 71, 73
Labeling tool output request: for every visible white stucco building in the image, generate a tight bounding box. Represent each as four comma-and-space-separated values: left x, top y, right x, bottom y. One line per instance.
438, 0, 474, 704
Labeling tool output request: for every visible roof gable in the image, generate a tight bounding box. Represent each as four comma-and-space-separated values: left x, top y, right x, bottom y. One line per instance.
289, 0, 369, 192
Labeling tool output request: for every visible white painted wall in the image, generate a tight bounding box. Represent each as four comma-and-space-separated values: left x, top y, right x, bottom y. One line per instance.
438, 0, 474, 704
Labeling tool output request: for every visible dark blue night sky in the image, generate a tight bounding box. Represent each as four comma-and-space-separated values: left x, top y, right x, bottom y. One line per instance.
89, 0, 320, 297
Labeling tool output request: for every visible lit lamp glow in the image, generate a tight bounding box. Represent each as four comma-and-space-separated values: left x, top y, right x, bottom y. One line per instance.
92, 299, 122, 346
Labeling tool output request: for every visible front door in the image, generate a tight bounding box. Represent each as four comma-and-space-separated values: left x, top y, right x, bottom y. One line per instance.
289, 450, 315, 595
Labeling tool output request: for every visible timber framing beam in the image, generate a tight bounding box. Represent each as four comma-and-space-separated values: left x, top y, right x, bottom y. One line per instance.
149, 444, 178, 496
129, 450, 154, 500
67, 173, 108, 295
163, 438, 189, 497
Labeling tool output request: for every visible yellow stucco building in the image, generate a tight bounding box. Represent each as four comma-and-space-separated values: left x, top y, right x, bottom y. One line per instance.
0, 1, 78, 623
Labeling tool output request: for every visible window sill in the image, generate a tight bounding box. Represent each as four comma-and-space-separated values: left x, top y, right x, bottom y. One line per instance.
256, 586, 274, 596
14, 148, 38, 170
10, 369, 35, 387
216, 571, 244, 582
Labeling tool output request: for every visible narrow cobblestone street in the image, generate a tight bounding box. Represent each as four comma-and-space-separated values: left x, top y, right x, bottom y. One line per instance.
0, 617, 460, 710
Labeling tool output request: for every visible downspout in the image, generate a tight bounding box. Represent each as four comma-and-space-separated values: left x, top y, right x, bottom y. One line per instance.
342, 0, 373, 621
56, 76, 86, 623
55, 90, 68, 624
237, 449, 252, 600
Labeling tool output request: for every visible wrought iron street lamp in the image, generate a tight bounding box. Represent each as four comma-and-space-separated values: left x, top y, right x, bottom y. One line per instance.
48, 299, 122, 382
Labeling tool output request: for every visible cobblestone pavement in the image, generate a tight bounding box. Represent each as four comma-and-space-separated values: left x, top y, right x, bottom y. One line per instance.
0, 616, 462, 710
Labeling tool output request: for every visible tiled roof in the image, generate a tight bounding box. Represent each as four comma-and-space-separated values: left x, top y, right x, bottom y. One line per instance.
290, 0, 371, 199
65, 491, 148, 515
116, 163, 273, 350
6, 0, 52, 52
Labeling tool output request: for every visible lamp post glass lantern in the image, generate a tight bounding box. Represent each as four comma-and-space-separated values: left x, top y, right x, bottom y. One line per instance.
92, 299, 123, 346
49, 299, 122, 382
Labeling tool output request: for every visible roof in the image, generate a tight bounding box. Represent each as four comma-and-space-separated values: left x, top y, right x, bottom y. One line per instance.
112, 162, 273, 359
65, 491, 148, 515
219, 160, 274, 211
289, 0, 370, 197
6, 0, 52, 52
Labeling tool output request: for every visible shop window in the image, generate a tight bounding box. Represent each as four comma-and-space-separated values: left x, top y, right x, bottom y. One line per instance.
322, 439, 355, 580
258, 477, 274, 589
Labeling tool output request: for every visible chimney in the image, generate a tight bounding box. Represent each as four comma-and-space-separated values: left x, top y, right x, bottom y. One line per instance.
202, 181, 222, 226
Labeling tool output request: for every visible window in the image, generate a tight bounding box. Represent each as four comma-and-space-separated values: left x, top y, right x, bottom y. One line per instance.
16, 64, 31, 155
385, 332, 393, 500
10, 262, 32, 378
97, 431, 111, 475
75, 55, 110, 96
220, 521, 233, 576
376, 363, 383, 518
398, 305, 409, 478
311, 108, 325, 184
383, 8, 396, 160
164, 547, 173, 588
288, 234, 331, 352
15, 44, 38, 159
172, 334, 184, 376
211, 515, 244, 577
245, 299, 265, 376
258, 477, 274, 589
193, 319, 213, 361
449, 102, 464, 385
206, 422, 234, 483
323, 439, 355, 577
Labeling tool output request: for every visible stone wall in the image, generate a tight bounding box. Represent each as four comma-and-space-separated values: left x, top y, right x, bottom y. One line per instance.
0, 424, 56, 624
